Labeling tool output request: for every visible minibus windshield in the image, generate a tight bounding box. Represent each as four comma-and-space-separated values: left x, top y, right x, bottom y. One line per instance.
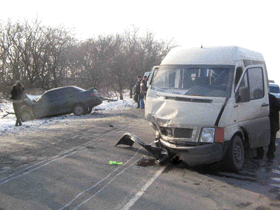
151, 65, 234, 97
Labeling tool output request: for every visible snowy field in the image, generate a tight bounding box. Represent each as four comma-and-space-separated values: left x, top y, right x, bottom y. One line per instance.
0, 91, 137, 136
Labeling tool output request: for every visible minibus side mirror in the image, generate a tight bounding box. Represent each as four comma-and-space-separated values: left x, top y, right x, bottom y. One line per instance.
236, 87, 250, 103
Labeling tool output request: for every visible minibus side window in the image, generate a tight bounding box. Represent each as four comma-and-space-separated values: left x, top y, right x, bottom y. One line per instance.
248, 67, 264, 100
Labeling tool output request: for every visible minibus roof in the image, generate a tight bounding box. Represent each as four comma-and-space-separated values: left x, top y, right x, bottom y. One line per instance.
161, 46, 265, 65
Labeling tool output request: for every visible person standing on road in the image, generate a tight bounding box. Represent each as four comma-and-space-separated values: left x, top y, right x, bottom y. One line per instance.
134, 75, 142, 108
140, 76, 148, 109
255, 93, 280, 162
10, 81, 25, 126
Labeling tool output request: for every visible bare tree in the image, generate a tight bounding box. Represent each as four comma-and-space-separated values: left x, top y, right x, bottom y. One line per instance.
76, 35, 115, 89
107, 34, 127, 99
123, 27, 143, 98
0, 19, 76, 94
0, 21, 23, 83
0, 18, 177, 98
19, 19, 47, 88
124, 28, 177, 98
43, 27, 75, 89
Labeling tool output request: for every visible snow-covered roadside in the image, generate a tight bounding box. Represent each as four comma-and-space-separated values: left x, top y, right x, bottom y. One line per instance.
0, 92, 137, 136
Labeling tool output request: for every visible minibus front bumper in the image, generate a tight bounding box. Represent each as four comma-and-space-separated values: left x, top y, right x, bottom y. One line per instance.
159, 139, 226, 166
116, 133, 229, 166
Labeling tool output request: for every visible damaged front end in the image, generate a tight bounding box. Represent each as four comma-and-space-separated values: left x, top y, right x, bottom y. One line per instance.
116, 64, 234, 166
142, 89, 229, 166
115, 97, 226, 166
116, 133, 169, 163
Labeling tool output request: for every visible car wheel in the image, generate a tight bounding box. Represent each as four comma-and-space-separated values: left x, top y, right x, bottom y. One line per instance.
21, 111, 34, 122
73, 104, 86, 116
223, 135, 244, 171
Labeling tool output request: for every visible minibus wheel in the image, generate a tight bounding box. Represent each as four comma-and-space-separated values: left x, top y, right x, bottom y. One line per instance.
223, 135, 244, 171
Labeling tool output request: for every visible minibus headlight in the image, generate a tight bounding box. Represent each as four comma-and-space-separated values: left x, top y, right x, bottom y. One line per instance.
200, 128, 215, 143
160, 127, 172, 137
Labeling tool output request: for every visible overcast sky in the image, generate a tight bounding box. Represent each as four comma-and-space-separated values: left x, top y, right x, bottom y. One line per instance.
1, 0, 279, 83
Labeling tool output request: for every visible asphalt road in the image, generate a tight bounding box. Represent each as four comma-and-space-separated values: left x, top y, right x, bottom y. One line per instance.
0, 108, 280, 209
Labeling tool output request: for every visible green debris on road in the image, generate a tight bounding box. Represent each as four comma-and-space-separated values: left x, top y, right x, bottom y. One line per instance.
109, 161, 123, 165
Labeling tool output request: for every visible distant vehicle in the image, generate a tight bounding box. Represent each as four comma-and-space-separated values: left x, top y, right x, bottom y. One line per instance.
269, 83, 280, 99
143, 71, 151, 78
20, 86, 102, 121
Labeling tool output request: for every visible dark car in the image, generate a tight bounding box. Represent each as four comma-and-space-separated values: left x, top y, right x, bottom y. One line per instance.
269, 83, 280, 101
20, 86, 102, 121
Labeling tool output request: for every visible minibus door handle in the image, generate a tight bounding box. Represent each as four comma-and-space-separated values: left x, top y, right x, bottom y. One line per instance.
261, 103, 269, 107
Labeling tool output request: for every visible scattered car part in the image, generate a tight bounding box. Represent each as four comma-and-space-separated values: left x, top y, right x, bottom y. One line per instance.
116, 133, 168, 163
109, 161, 123, 165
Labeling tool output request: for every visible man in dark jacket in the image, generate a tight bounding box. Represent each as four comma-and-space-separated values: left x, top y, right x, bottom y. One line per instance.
140, 76, 148, 109
134, 76, 142, 108
255, 93, 280, 161
11, 81, 25, 126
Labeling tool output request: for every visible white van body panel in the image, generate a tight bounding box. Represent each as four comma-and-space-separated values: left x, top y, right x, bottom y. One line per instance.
234, 64, 270, 148
161, 46, 265, 65
145, 46, 270, 167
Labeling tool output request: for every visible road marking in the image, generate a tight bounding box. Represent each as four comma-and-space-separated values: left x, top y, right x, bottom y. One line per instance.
61, 148, 144, 209
1, 116, 161, 210
121, 165, 167, 210
0, 150, 80, 186
0, 119, 144, 185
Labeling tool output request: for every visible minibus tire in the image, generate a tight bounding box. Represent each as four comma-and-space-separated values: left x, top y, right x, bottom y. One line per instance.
223, 135, 244, 171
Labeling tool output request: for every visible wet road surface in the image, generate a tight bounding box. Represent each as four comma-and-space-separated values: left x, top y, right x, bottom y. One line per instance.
0, 109, 279, 209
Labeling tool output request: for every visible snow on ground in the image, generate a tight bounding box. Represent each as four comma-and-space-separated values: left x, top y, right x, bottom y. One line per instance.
0, 91, 137, 136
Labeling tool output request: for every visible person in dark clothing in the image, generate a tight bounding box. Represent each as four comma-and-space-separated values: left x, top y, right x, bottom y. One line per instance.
134, 75, 142, 108
10, 81, 25, 126
255, 93, 280, 161
140, 76, 148, 109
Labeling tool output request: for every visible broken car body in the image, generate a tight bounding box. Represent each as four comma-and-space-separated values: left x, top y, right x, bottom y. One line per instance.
20, 86, 102, 121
